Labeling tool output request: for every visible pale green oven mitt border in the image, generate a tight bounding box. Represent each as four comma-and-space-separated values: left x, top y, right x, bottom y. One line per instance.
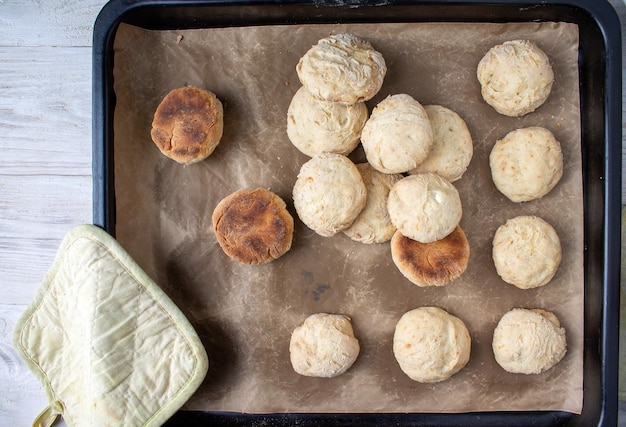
13, 224, 209, 427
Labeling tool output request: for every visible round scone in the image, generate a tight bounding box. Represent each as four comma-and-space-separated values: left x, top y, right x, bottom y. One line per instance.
393, 307, 471, 383
361, 94, 434, 174
212, 188, 294, 264
296, 33, 387, 104
492, 308, 567, 374
492, 215, 562, 289
387, 173, 462, 244
409, 105, 473, 182
391, 226, 470, 287
289, 313, 360, 378
151, 86, 224, 164
343, 163, 402, 244
477, 39, 554, 117
489, 126, 563, 202
292, 153, 367, 237
286, 86, 368, 157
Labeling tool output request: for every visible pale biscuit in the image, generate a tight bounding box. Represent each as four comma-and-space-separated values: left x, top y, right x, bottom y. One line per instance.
477, 40, 554, 117
212, 188, 294, 265
296, 33, 387, 105
492, 308, 567, 374
387, 173, 462, 244
409, 105, 473, 182
292, 153, 367, 237
361, 94, 434, 174
289, 313, 360, 378
393, 307, 471, 383
286, 86, 368, 157
391, 226, 470, 287
150, 86, 223, 164
343, 163, 402, 244
492, 215, 562, 289
489, 126, 563, 202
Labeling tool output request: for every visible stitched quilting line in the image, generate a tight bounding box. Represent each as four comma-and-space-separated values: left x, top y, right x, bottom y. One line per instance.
88, 244, 99, 425
121, 265, 142, 427
15, 236, 88, 426
17, 231, 204, 427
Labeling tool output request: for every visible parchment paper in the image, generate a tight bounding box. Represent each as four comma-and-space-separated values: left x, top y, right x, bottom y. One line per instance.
112, 21, 583, 414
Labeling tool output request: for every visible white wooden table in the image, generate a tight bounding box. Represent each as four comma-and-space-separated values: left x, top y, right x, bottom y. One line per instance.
0, 1, 624, 425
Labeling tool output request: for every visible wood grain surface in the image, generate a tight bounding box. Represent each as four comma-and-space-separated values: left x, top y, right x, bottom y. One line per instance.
0, 0, 624, 425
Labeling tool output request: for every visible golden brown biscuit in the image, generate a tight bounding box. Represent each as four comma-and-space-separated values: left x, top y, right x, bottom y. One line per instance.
151, 86, 224, 164
391, 226, 470, 287
212, 188, 294, 265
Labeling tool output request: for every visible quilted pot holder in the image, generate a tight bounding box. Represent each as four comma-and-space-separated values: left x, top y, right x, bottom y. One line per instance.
13, 224, 209, 427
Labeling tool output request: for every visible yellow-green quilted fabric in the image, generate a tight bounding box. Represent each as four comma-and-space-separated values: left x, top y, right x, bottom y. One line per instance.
13, 224, 208, 427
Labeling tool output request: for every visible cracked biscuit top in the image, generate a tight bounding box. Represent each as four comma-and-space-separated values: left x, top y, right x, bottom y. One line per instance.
151, 86, 223, 164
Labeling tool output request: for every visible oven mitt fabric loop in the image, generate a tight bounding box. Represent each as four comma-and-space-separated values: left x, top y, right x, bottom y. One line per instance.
33, 401, 63, 427
13, 224, 209, 427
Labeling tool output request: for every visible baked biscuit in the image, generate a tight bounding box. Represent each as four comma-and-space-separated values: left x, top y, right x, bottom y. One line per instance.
296, 33, 386, 105
492, 215, 561, 289
292, 153, 367, 237
393, 307, 471, 383
477, 40, 554, 117
286, 86, 368, 157
151, 86, 224, 164
212, 188, 294, 264
492, 308, 567, 374
489, 127, 563, 202
387, 173, 462, 244
289, 313, 360, 378
391, 226, 470, 287
343, 163, 402, 244
361, 94, 434, 174
409, 105, 473, 182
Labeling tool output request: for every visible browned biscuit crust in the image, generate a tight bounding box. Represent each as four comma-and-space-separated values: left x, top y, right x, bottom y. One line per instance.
151, 86, 223, 164
212, 188, 294, 265
391, 226, 470, 287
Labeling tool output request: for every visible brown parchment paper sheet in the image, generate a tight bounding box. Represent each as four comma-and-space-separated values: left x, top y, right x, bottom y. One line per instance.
112, 21, 583, 414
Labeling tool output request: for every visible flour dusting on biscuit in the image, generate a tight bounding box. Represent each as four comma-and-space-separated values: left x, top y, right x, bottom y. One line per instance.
477, 40, 554, 117
296, 33, 386, 105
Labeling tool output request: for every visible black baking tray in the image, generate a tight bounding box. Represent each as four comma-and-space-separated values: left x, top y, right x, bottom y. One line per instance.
92, 0, 621, 425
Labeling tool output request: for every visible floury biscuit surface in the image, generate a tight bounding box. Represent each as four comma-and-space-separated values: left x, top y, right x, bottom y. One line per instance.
289, 313, 360, 378
489, 126, 563, 202
286, 86, 368, 157
387, 173, 462, 244
361, 94, 434, 174
477, 40, 554, 117
296, 33, 387, 105
492, 308, 567, 374
492, 215, 562, 289
292, 153, 367, 237
343, 163, 402, 244
393, 307, 471, 383
409, 105, 473, 182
